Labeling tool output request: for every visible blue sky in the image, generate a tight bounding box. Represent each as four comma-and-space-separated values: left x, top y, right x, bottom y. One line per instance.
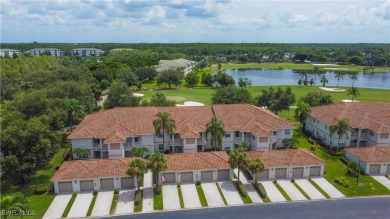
1, 0, 389, 43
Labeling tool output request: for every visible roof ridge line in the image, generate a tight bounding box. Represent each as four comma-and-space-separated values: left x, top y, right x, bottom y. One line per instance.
196, 153, 219, 169
117, 122, 138, 135
298, 148, 326, 164
79, 160, 100, 178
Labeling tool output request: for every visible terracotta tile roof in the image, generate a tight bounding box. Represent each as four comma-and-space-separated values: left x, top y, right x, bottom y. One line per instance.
69, 104, 294, 143
165, 151, 230, 171
248, 149, 325, 168
346, 147, 390, 163
52, 158, 134, 181
309, 102, 390, 132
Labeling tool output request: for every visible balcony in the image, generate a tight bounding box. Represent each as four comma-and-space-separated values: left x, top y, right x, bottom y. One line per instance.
93, 143, 100, 149
244, 137, 252, 143
270, 135, 277, 143
102, 144, 108, 150
197, 138, 205, 144
360, 133, 368, 138
351, 133, 359, 138
170, 139, 183, 146
123, 141, 141, 149
234, 137, 241, 142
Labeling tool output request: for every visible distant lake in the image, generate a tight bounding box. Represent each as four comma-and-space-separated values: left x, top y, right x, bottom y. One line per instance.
222, 69, 390, 89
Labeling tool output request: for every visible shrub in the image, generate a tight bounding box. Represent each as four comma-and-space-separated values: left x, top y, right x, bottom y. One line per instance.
72, 192, 77, 196
333, 177, 350, 187
93, 190, 98, 195
273, 180, 277, 184
155, 186, 162, 195
114, 189, 119, 194
134, 190, 143, 206
33, 185, 47, 195
177, 183, 181, 188
290, 179, 295, 183
252, 183, 267, 199
339, 157, 350, 165
233, 181, 247, 198
47, 183, 54, 194
308, 177, 312, 181
195, 180, 201, 186
55, 165, 60, 170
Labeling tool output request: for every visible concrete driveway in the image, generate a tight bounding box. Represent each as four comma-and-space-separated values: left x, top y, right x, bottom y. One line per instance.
277, 180, 306, 201
115, 190, 135, 215
91, 191, 114, 216
295, 179, 326, 200
163, 184, 181, 210
67, 192, 93, 218
218, 181, 243, 205
371, 176, 390, 190
143, 187, 154, 212
43, 194, 72, 219
181, 184, 201, 208
234, 169, 262, 203
312, 178, 345, 198
201, 183, 225, 207
261, 181, 286, 202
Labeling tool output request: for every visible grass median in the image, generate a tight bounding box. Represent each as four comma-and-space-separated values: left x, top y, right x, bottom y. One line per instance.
196, 185, 208, 207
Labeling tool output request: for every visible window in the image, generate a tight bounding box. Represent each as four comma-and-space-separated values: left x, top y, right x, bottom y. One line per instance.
93, 139, 100, 144
259, 137, 268, 143
134, 137, 139, 142
158, 133, 163, 138
325, 125, 327, 130
380, 133, 389, 139
313, 118, 316, 122
284, 129, 291, 135
369, 130, 374, 136
110, 143, 120, 150
186, 138, 195, 144
225, 133, 231, 138
158, 144, 164, 151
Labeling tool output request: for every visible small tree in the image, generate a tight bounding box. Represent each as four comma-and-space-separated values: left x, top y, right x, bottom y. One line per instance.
201, 72, 214, 87
282, 137, 298, 149
347, 87, 360, 102
294, 101, 311, 132
349, 72, 358, 88
148, 152, 168, 187
334, 71, 344, 87
320, 75, 328, 86
329, 118, 352, 153
153, 112, 176, 151
156, 69, 183, 89
229, 143, 249, 181
127, 158, 148, 191
205, 117, 226, 151
142, 92, 175, 106
184, 72, 199, 88
72, 147, 90, 159
131, 147, 149, 158
247, 158, 265, 184
214, 72, 235, 87
298, 78, 303, 86
211, 87, 253, 104
0, 192, 29, 219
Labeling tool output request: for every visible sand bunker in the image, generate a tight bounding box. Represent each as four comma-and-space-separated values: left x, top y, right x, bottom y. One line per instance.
319, 87, 346, 92
323, 68, 348, 70
312, 64, 339, 66
176, 101, 205, 107
342, 99, 360, 103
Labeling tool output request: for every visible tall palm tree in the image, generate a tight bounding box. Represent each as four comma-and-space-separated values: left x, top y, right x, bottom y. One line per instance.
329, 118, 352, 153
147, 152, 168, 186
66, 98, 85, 132
313, 66, 320, 85
320, 75, 328, 86
131, 147, 149, 158
334, 71, 344, 87
153, 112, 176, 152
228, 144, 249, 181
349, 73, 358, 88
205, 116, 226, 151
127, 158, 148, 191
0, 192, 29, 219
247, 158, 265, 184
347, 87, 360, 102
294, 101, 311, 132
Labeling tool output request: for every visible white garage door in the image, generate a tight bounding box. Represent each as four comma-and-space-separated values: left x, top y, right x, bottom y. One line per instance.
275, 168, 287, 178
386, 164, 390, 174
100, 178, 114, 189
370, 164, 381, 175
181, 172, 193, 182
256, 169, 269, 180
121, 177, 135, 188
80, 180, 94, 191
58, 181, 73, 193
163, 172, 176, 183
310, 166, 321, 176
292, 167, 304, 178
201, 171, 213, 181
218, 169, 230, 181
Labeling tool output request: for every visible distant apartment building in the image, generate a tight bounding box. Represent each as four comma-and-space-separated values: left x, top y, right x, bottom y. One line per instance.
0, 49, 21, 57
24, 48, 64, 56
305, 102, 390, 148
70, 48, 105, 57
156, 58, 196, 75
68, 104, 294, 160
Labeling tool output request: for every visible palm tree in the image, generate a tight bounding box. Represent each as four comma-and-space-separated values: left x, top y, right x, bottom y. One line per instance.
0, 192, 29, 219
131, 147, 149, 158
147, 152, 168, 186
228, 144, 249, 181
72, 147, 90, 159
153, 112, 176, 152
205, 117, 226, 151
347, 87, 360, 102
127, 158, 149, 191
329, 118, 352, 153
320, 75, 329, 86
313, 66, 320, 85
66, 98, 85, 132
247, 158, 265, 184
334, 71, 344, 87
349, 73, 358, 88
294, 101, 311, 132
282, 137, 298, 149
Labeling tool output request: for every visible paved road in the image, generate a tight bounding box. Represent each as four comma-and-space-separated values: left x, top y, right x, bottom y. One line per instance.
104, 196, 390, 219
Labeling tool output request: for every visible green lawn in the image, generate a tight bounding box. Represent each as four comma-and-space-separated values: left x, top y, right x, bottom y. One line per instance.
61, 193, 76, 217
233, 181, 252, 204
134, 190, 143, 212
110, 192, 119, 214
293, 182, 311, 199
215, 183, 228, 205
177, 185, 185, 208
196, 185, 208, 207
274, 182, 292, 201
295, 131, 390, 196
153, 187, 163, 210
86, 194, 97, 216
2, 147, 70, 219
309, 179, 331, 198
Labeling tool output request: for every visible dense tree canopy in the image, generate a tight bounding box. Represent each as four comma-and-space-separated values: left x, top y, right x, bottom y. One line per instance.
156, 69, 184, 88
104, 80, 141, 109
211, 87, 253, 104
256, 87, 296, 114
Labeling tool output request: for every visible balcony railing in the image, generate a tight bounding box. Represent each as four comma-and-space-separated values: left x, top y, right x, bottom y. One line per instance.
102, 144, 108, 150
351, 133, 359, 138
93, 143, 100, 149
244, 137, 252, 142
234, 137, 241, 142
170, 139, 183, 145
270, 135, 277, 142
123, 141, 141, 149
197, 138, 205, 144
360, 133, 368, 138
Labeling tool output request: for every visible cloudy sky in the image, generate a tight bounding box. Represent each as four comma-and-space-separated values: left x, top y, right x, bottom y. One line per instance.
1, 0, 389, 43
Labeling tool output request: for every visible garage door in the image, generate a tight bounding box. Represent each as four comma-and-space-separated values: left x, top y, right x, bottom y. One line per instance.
292, 167, 304, 178
275, 168, 287, 178
309, 166, 321, 176
201, 171, 213, 181
218, 169, 230, 181
100, 178, 114, 189
163, 172, 176, 183
80, 180, 94, 191
370, 164, 381, 175
181, 172, 193, 182
386, 165, 390, 174
58, 181, 73, 193
121, 177, 134, 188
256, 169, 269, 180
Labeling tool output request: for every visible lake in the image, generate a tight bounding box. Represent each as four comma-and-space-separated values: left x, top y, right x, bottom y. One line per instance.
223, 69, 390, 89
